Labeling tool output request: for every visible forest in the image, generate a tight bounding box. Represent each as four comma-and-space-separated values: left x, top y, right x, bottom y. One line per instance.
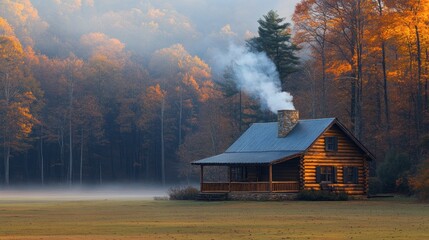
0, 0, 428, 197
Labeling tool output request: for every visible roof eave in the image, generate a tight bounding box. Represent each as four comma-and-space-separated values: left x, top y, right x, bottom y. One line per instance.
191, 152, 304, 166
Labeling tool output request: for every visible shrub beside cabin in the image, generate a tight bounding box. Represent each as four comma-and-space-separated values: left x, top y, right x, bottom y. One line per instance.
192, 110, 374, 196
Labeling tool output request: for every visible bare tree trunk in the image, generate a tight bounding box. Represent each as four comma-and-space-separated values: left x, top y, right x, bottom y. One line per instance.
239, 90, 242, 133
425, 48, 428, 111
2, 73, 11, 185
99, 160, 103, 185
69, 116, 73, 186
355, 0, 364, 140
3, 138, 10, 185
40, 126, 44, 185
377, 0, 391, 144
381, 42, 390, 134
321, 46, 327, 117
209, 119, 218, 154
80, 128, 84, 185
68, 77, 74, 186
161, 97, 165, 186
415, 25, 422, 138
59, 128, 64, 181
178, 87, 183, 146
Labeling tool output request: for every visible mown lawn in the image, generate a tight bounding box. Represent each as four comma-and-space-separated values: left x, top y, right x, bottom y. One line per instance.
0, 197, 428, 240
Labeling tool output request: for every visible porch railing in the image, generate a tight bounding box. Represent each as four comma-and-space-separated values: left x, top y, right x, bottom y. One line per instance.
201, 181, 299, 193
272, 181, 300, 192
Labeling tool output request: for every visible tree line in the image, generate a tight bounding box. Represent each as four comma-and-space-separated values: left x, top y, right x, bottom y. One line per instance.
292, 0, 429, 195
0, 22, 237, 185
1, 1, 429, 196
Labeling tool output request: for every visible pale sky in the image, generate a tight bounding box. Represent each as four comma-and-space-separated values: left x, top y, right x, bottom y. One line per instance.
27, 0, 303, 58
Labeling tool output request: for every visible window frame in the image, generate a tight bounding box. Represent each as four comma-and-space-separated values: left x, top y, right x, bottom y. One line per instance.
316, 166, 337, 183
325, 136, 338, 152
343, 166, 359, 184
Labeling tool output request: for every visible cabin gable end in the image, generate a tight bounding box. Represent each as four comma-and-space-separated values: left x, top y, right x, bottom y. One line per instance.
302, 123, 370, 195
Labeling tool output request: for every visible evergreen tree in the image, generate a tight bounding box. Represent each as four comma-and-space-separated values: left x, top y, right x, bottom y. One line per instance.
247, 10, 300, 87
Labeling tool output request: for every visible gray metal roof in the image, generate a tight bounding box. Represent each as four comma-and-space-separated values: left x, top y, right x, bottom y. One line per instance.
226, 118, 335, 152
192, 118, 336, 165
191, 151, 302, 165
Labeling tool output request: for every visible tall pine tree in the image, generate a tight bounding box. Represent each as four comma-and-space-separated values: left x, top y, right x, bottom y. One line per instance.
247, 10, 299, 88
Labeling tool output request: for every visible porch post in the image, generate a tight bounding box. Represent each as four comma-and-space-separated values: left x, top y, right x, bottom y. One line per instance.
200, 165, 204, 192
228, 166, 231, 192
269, 164, 273, 192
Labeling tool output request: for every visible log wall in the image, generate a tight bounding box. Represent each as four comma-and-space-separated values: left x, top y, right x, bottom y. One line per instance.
302, 124, 369, 195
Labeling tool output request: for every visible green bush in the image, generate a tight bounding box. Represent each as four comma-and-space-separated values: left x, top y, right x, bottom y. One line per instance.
296, 189, 348, 201
168, 186, 199, 200
368, 177, 383, 195
410, 158, 429, 201
377, 151, 411, 193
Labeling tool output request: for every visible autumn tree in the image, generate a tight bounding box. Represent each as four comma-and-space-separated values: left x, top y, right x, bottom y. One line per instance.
177, 89, 235, 183
138, 84, 167, 184
385, 0, 429, 139
82, 33, 129, 182
73, 95, 104, 184
147, 44, 215, 183
0, 17, 14, 36
0, 0, 48, 46
293, 0, 330, 116
0, 36, 39, 184
115, 61, 148, 181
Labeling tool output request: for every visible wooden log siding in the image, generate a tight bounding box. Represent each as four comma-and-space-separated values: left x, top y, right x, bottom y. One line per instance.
303, 125, 368, 195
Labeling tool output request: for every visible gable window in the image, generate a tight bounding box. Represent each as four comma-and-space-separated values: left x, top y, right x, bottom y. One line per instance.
316, 166, 337, 183
343, 166, 359, 184
325, 136, 338, 151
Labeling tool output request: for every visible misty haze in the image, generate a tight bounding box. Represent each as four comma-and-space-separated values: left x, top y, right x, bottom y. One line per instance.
1, 0, 429, 239
0, 0, 300, 187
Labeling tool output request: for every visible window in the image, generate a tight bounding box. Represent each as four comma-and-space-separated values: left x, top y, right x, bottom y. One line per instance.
316, 166, 337, 183
231, 166, 247, 182
343, 167, 358, 184
325, 136, 338, 151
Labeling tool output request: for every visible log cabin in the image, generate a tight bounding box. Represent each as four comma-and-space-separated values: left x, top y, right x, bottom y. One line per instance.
191, 110, 374, 196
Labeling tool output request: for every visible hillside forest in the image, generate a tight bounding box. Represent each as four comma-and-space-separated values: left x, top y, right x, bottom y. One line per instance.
0, 0, 428, 196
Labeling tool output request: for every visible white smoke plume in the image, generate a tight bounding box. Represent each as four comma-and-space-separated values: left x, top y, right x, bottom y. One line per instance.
215, 44, 294, 113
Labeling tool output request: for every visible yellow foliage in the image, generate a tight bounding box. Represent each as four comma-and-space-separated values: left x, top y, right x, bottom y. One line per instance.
0, 17, 15, 36
326, 61, 352, 76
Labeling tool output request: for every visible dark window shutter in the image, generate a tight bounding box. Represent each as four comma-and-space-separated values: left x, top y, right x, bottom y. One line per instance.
325, 137, 332, 151
334, 137, 338, 151
332, 167, 337, 183
353, 167, 359, 184
316, 166, 321, 183
343, 167, 348, 183
325, 138, 329, 151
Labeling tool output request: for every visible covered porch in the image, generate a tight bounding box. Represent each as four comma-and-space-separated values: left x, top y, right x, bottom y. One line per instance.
198, 157, 301, 193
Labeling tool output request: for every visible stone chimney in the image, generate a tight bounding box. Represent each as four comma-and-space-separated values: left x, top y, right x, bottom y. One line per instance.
278, 110, 299, 138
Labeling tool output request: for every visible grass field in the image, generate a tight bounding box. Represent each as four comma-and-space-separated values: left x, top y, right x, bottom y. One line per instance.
0, 197, 428, 240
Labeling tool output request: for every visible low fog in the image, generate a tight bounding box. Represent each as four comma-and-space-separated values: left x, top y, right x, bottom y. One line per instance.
0, 184, 173, 201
